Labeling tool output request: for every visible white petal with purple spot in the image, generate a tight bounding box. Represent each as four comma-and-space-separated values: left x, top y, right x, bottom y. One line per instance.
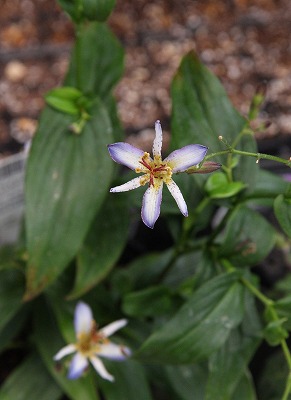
68, 353, 88, 380
164, 144, 208, 173
141, 182, 163, 229
110, 177, 145, 193
108, 143, 145, 170
97, 342, 131, 360
90, 356, 114, 382
74, 301, 92, 336
100, 319, 128, 338
152, 120, 163, 157
166, 180, 188, 216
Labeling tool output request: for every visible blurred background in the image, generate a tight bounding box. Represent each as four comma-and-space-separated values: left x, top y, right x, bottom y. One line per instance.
0, 0, 290, 156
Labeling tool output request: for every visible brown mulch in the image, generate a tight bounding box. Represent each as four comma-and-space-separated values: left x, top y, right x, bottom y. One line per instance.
0, 0, 291, 157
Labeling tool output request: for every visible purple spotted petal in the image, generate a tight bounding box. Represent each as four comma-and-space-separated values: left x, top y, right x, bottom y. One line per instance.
141, 182, 163, 229
97, 342, 131, 360
74, 301, 92, 336
108, 143, 145, 170
164, 144, 208, 173
110, 177, 145, 193
166, 180, 188, 216
152, 120, 163, 157
68, 353, 88, 380
90, 356, 114, 382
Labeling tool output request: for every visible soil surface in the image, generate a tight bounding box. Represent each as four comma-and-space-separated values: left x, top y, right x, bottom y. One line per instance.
0, 0, 291, 158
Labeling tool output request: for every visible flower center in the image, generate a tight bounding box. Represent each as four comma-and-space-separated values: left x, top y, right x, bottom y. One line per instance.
136, 152, 172, 187
76, 321, 109, 357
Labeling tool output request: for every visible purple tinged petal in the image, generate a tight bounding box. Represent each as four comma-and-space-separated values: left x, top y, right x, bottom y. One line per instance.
164, 144, 208, 173
54, 344, 76, 361
100, 319, 128, 338
141, 182, 163, 229
152, 120, 163, 157
68, 353, 88, 380
74, 301, 92, 336
89, 356, 114, 382
97, 342, 131, 361
110, 177, 145, 193
108, 143, 145, 170
166, 180, 188, 216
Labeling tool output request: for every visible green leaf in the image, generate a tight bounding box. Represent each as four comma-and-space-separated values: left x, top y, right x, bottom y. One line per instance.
137, 272, 244, 363
205, 290, 261, 400
65, 23, 124, 98
231, 371, 257, 400
217, 206, 276, 267
34, 299, 99, 400
274, 192, 291, 237
25, 98, 113, 299
205, 172, 246, 198
57, 0, 115, 22
122, 286, 173, 317
97, 360, 153, 400
68, 195, 130, 299
45, 87, 84, 115
81, 0, 116, 21
263, 319, 288, 346
0, 308, 28, 353
0, 269, 24, 332
165, 363, 208, 400
0, 353, 62, 400
171, 50, 257, 188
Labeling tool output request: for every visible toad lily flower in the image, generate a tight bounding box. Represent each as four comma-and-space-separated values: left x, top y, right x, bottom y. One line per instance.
108, 120, 208, 228
53, 302, 130, 381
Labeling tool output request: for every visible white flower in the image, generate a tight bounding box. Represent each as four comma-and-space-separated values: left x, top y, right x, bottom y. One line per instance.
108, 120, 208, 228
54, 302, 130, 381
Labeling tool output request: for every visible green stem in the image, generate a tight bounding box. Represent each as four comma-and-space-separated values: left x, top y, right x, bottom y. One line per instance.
74, 22, 83, 90
281, 371, 291, 400
205, 149, 291, 167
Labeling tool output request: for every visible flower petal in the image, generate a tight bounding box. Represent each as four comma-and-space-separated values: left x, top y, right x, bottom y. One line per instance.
108, 143, 145, 170
141, 181, 163, 229
100, 319, 128, 338
68, 352, 88, 380
152, 120, 163, 157
74, 301, 93, 336
164, 144, 208, 173
89, 356, 114, 382
110, 177, 144, 193
97, 342, 131, 360
53, 344, 76, 361
166, 180, 188, 216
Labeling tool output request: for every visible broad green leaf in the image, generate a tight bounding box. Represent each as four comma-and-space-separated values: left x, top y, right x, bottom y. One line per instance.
68, 195, 130, 299
97, 360, 153, 400
231, 371, 257, 400
205, 290, 261, 400
137, 272, 244, 364
0, 269, 24, 332
65, 23, 124, 98
205, 172, 246, 199
217, 206, 276, 267
0, 353, 62, 400
34, 299, 99, 400
171, 50, 257, 188
122, 286, 173, 317
25, 99, 113, 299
165, 363, 208, 400
274, 192, 291, 237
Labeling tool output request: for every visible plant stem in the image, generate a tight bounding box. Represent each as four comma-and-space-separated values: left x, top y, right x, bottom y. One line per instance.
205, 149, 291, 167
